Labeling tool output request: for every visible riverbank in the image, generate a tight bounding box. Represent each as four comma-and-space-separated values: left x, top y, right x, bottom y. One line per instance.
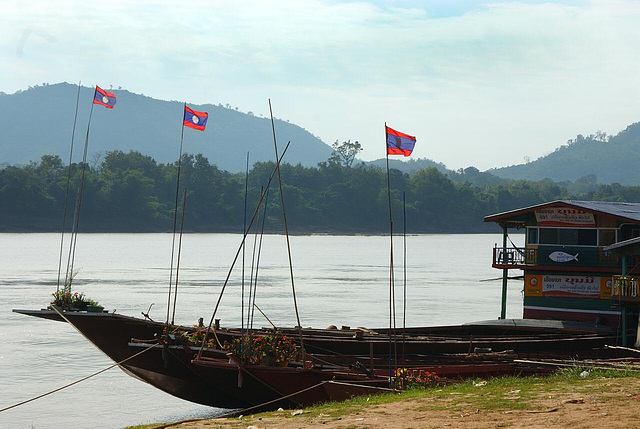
129, 367, 640, 429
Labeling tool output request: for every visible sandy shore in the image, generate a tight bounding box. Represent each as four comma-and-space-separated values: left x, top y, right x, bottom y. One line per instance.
133, 374, 640, 429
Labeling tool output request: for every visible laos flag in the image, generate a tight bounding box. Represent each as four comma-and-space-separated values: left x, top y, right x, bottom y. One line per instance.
93, 86, 116, 108
386, 125, 416, 157
183, 105, 208, 131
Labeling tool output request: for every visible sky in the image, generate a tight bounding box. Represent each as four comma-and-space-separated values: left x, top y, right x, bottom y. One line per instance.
2, 0, 640, 170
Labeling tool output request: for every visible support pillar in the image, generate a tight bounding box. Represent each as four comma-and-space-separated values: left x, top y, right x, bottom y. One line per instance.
622, 255, 628, 347
500, 225, 508, 320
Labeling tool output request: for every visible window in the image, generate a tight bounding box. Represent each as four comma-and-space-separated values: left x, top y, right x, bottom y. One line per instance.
599, 229, 616, 246
539, 228, 558, 244
538, 228, 597, 246
527, 228, 538, 245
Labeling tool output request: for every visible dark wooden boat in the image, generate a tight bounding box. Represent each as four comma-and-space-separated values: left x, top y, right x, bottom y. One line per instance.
13, 307, 626, 410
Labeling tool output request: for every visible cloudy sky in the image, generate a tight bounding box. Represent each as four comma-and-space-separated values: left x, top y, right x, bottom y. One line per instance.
3, 0, 640, 170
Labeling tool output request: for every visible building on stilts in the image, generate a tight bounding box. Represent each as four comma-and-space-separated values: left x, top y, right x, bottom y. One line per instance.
485, 200, 640, 346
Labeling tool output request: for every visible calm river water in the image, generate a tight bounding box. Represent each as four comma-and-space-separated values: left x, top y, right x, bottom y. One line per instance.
0, 233, 523, 428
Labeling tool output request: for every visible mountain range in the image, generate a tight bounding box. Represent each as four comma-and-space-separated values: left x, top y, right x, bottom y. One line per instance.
0, 83, 332, 172
490, 123, 640, 185
3, 83, 640, 185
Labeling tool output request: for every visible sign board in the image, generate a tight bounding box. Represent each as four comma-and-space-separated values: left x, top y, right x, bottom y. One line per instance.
535, 208, 595, 227
525, 275, 610, 298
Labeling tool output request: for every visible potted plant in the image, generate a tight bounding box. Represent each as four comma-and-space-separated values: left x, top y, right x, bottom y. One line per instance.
51, 289, 101, 312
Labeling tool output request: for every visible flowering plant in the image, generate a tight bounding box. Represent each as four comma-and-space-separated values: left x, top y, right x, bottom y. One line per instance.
392, 368, 439, 389
224, 333, 298, 365
51, 289, 100, 310
173, 328, 218, 349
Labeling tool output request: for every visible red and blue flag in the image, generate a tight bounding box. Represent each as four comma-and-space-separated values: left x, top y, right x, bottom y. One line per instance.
183, 105, 208, 131
386, 126, 416, 156
93, 86, 116, 109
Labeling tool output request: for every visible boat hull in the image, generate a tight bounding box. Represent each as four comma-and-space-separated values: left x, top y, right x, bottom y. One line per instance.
13, 309, 627, 409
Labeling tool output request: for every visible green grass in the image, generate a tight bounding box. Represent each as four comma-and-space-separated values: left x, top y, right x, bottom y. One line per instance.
124, 365, 640, 428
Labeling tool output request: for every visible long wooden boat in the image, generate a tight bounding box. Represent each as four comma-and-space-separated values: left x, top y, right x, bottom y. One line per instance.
13, 307, 627, 409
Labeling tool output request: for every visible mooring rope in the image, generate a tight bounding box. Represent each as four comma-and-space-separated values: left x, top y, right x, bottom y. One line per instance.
152, 380, 331, 429
0, 342, 160, 414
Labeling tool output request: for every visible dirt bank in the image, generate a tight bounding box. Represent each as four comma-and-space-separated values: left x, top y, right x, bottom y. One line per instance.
136, 374, 640, 429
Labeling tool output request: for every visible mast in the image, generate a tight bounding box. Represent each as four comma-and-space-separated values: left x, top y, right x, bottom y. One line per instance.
198, 143, 292, 359
57, 81, 82, 293
249, 186, 270, 332
241, 151, 250, 354
268, 99, 304, 359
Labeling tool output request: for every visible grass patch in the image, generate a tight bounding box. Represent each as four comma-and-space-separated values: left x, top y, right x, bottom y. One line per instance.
125, 365, 640, 428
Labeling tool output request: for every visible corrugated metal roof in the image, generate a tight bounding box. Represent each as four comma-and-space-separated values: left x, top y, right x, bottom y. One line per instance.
604, 236, 640, 252
562, 200, 640, 222
485, 200, 640, 224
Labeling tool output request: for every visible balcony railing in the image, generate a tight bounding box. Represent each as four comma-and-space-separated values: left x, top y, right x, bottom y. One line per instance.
611, 276, 640, 301
492, 246, 619, 269
493, 246, 527, 267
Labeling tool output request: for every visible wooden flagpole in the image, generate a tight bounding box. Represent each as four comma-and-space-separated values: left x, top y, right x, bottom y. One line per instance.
171, 187, 188, 324
166, 103, 186, 329
402, 190, 407, 370
385, 122, 398, 384
65, 90, 96, 287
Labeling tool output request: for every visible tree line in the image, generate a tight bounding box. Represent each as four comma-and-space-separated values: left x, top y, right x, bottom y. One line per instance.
3, 150, 640, 233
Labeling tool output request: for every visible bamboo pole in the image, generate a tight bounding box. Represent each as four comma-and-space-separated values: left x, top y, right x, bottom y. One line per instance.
268, 99, 305, 360
166, 103, 186, 329
57, 81, 82, 293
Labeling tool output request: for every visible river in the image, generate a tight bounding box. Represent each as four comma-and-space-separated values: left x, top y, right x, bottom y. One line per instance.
0, 233, 523, 428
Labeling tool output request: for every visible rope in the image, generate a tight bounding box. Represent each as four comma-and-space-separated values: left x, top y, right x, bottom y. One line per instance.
0, 342, 160, 414
153, 379, 398, 428
152, 381, 331, 428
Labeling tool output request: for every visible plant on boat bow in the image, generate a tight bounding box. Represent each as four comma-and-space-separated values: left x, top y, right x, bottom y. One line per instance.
224, 333, 298, 366
51, 289, 100, 311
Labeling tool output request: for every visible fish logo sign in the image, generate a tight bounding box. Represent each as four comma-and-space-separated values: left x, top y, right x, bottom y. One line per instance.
549, 251, 579, 263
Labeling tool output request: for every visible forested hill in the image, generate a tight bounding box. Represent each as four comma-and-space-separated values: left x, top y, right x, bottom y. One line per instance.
0, 83, 332, 172
365, 158, 449, 174
490, 123, 640, 184
4, 150, 640, 233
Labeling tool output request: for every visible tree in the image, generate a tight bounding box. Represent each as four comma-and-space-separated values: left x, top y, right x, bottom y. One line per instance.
328, 140, 362, 168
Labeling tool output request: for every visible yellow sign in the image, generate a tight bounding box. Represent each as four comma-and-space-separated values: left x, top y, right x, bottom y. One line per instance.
525, 275, 542, 297
525, 274, 613, 299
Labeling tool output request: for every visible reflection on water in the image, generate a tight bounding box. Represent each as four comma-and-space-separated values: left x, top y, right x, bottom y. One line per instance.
0, 233, 522, 428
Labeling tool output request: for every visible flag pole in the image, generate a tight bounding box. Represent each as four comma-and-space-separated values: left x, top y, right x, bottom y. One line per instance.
385, 122, 397, 385
402, 190, 407, 372
166, 103, 186, 329
65, 90, 96, 288
57, 81, 82, 293
171, 187, 188, 324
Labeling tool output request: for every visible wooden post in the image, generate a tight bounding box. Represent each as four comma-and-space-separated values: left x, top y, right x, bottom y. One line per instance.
621, 255, 628, 346
500, 225, 508, 320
